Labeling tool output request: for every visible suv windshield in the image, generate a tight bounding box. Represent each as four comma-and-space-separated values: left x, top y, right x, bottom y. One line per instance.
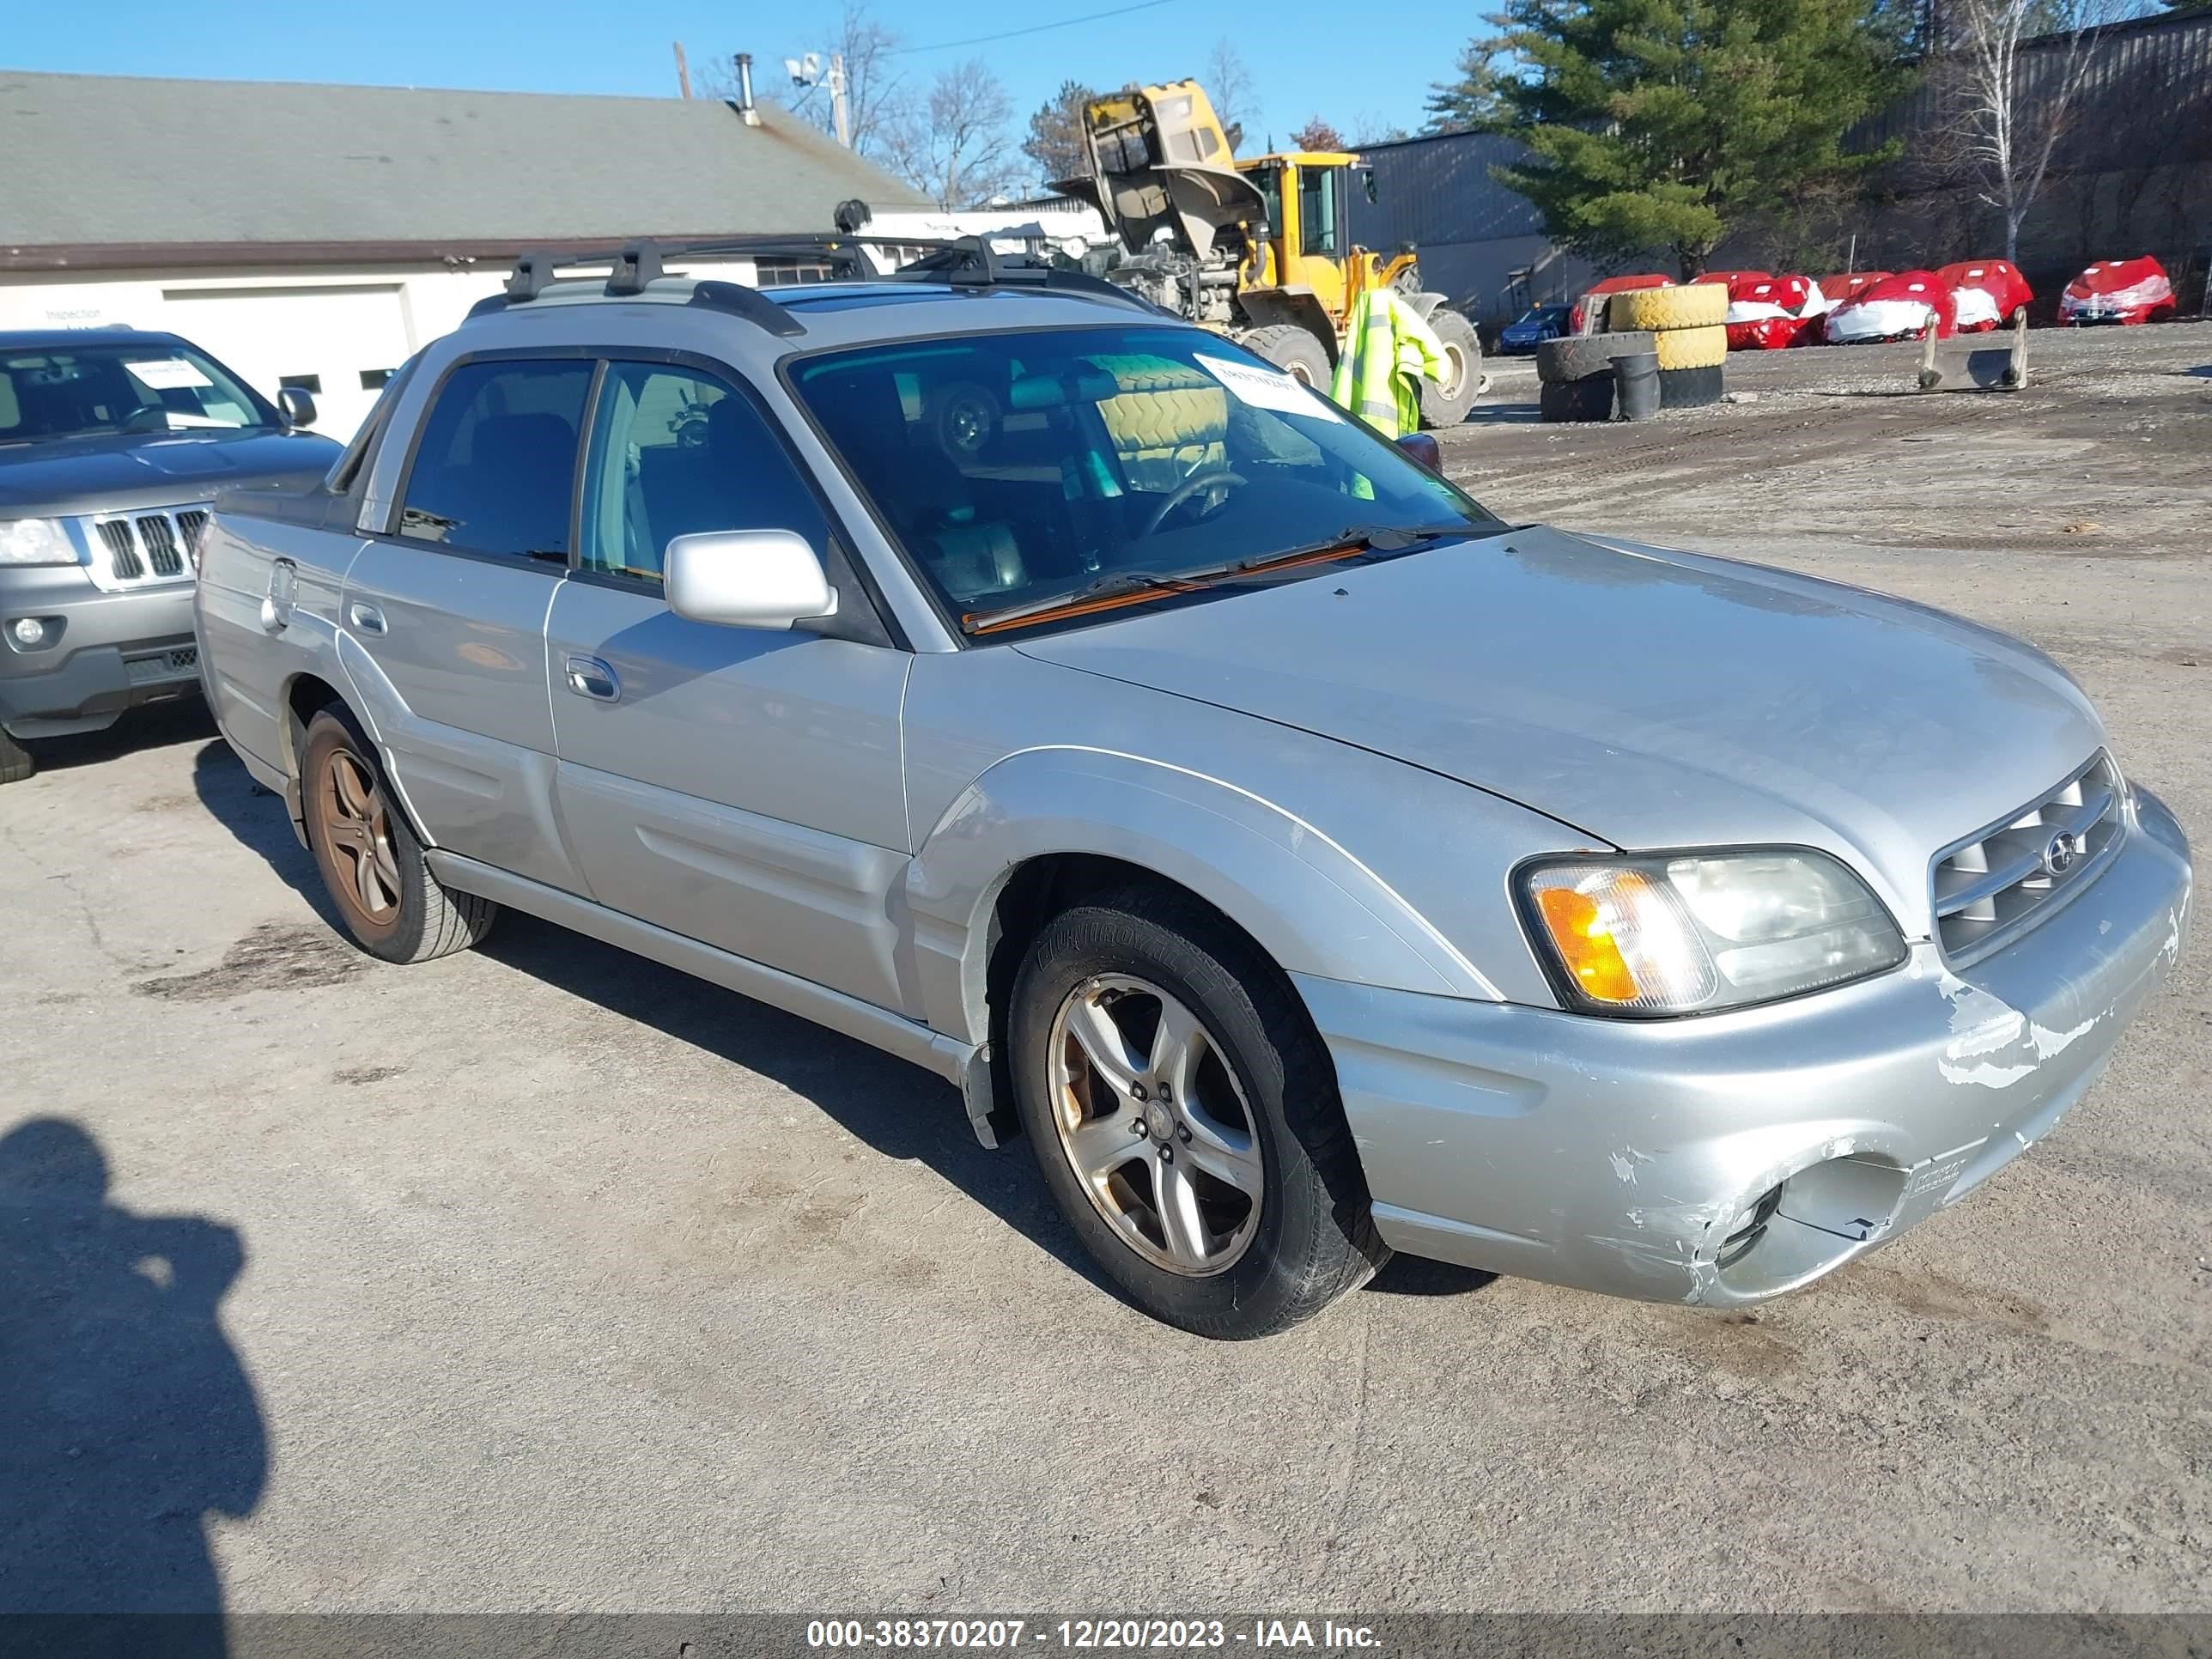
787, 325, 1503, 634
0, 342, 271, 444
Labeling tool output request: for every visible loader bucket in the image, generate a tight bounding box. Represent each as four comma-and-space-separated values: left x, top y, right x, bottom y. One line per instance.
1917, 309, 2028, 392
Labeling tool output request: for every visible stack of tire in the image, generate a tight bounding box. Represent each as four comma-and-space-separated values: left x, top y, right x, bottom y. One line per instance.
1534, 331, 1654, 422
1606, 283, 1728, 408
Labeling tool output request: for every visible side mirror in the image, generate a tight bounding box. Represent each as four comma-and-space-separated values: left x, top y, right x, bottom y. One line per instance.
1359, 167, 1377, 204
278, 386, 318, 428
1395, 431, 1442, 472
665, 529, 838, 630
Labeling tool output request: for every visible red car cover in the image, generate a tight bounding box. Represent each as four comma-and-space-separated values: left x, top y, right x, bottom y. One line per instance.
1692, 270, 1769, 288
1720, 273, 1817, 350
1818, 270, 1891, 307
2060, 256, 2176, 325
1938, 260, 2033, 332
1825, 270, 1956, 343
1569, 273, 1673, 334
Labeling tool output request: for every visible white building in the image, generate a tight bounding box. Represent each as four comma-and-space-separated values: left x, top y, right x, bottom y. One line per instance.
0, 70, 1097, 438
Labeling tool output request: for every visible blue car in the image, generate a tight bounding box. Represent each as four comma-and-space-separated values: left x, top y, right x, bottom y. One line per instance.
1498, 304, 1571, 353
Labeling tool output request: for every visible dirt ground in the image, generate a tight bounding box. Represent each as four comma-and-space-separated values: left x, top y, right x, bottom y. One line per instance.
2, 323, 2207, 1625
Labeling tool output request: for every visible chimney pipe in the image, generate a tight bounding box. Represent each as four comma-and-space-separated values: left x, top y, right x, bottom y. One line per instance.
735, 52, 759, 125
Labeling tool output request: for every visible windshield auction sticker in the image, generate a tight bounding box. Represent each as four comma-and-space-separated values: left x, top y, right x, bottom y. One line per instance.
1194, 353, 1343, 422
125, 359, 214, 390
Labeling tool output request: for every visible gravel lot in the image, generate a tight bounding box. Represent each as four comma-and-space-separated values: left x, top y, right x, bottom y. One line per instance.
3, 323, 2208, 1620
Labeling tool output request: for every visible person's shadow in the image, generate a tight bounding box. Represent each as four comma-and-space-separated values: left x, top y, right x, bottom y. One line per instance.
0, 1117, 264, 1656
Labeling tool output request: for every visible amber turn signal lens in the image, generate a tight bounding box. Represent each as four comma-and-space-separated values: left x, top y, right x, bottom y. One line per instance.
1533, 883, 1643, 1004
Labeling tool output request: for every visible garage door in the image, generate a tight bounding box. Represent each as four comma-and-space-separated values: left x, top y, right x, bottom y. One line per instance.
161, 284, 414, 441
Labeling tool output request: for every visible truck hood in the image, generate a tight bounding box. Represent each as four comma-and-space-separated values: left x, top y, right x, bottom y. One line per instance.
1014, 525, 2106, 933
0, 428, 340, 517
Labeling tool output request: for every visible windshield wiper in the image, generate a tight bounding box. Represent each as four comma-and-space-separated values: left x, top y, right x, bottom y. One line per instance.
959, 523, 1480, 635
963, 568, 1201, 633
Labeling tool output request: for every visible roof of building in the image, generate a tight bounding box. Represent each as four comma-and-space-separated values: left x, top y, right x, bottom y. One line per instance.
0, 70, 932, 270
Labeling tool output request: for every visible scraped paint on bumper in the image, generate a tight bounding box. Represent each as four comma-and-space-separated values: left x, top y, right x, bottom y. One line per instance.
1298, 787, 2192, 1305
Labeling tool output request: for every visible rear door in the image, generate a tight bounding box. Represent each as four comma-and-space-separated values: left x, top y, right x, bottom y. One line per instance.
544, 356, 913, 1011
337, 353, 592, 894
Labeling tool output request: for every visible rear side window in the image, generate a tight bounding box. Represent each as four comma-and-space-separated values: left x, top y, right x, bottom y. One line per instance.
398, 360, 592, 560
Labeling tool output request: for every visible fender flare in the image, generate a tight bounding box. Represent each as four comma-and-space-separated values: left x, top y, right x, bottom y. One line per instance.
902, 745, 1502, 1046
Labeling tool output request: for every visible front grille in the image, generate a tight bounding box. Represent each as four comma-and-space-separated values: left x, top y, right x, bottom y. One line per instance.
1931, 752, 2124, 963
81, 505, 210, 589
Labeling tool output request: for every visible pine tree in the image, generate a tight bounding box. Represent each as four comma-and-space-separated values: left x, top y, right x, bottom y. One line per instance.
1425, 0, 1913, 277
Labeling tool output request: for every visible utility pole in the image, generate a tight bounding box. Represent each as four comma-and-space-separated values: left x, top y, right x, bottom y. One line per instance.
672, 40, 692, 100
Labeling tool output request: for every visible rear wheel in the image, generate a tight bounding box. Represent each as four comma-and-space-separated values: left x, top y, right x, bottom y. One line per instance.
1419, 307, 1483, 428
1010, 886, 1385, 1339
1242, 324, 1334, 390
0, 726, 33, 786
300, 706, 497, 963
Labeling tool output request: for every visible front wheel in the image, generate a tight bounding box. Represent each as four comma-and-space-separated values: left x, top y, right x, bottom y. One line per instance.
300, 706, 497, 963
1419, 306, 1483, 428
1010, 887, 1385, 1338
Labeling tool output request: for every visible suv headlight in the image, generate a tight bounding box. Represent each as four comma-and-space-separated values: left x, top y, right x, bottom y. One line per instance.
0, 518, 76, 567
1519, 849, 1907, 1016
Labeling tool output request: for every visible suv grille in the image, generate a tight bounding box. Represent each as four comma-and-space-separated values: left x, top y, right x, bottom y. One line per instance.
83, 506, 207, 586
1931, 752, 2124, 963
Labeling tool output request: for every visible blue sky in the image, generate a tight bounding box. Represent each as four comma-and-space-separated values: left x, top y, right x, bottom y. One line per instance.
4, 1, 1463, 177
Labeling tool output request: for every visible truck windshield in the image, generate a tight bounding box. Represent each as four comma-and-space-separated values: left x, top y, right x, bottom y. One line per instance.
787, 325, 1502, 635
0, 343, 271, 444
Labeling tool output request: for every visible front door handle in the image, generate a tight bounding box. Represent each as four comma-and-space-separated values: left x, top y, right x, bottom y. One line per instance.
564, 654, 620, 702
347, 602, 386, 635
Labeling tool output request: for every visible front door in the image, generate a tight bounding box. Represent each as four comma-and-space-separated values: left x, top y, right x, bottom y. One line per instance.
338, 355, 592, 894
545, 360, 912, 1012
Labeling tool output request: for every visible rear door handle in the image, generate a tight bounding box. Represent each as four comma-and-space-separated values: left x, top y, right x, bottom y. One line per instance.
347, 602, 386, 635
564, 654, 620, 702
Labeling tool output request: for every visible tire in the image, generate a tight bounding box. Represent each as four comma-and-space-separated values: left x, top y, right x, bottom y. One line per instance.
1536, 331, 1654, 385
1656, 364, 1726, 409
1608, 283, 1727, 331
1241, 324, 1334, 389
1652, 323, 1728, 370
300, 705, 497, 963
925, 380, 1001, 458
1418, 306, 1483, 428
1539, 372, 1617, 423
1009, 885, 1386, 1339
0, 726, 33, 786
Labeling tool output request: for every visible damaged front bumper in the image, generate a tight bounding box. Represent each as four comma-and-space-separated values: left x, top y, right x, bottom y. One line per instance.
1298, 787, 2192, 1305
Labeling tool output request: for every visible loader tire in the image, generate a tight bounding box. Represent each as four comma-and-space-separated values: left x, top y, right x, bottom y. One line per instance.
1656, 365, 1725, 409
1243, 325, 1334, 390
1418, 307, 1483, 428
1539, 373, 1616, 423
1536, 331, 1653, 386
1608, 284, 1727, 331
1652, 323, 1729, 370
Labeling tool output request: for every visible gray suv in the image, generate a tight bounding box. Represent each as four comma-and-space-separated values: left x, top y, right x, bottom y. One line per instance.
193, 239, 2191, 1339
0, 329, 340, 782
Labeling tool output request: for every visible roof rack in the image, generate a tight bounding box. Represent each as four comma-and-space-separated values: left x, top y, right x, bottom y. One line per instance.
464, 231, 1164, 335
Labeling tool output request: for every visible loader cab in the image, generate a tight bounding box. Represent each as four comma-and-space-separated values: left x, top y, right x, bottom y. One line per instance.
1237, 150, 1360, 318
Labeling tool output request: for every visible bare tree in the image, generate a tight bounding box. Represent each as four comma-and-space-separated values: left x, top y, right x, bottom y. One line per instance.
702, 4, 911, 162
1289, 117, 1349, 152
1948, 0, 2125, 261
882, 59, 1026, 209
1203, 40, 1255, 153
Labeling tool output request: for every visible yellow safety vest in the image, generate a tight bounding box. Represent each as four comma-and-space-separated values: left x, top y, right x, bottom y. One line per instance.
1328, 289, 1448, 438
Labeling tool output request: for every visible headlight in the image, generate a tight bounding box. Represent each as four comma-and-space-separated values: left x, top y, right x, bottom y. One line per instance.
1519, 849, 1906, 1016
0, 518, 76, 566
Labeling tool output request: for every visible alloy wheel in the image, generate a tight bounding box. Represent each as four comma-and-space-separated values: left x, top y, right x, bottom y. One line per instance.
1046, 974, 1265, 1276
319, 749, 402, 926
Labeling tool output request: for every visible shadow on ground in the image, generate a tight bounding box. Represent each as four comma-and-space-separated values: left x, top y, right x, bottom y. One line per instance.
25, 698, 218, 775
0, 1118, 260, 1655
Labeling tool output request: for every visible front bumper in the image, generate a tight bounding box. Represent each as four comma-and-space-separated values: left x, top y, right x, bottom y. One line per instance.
1299, 787, 2192, 1305
0, 566, 199, 738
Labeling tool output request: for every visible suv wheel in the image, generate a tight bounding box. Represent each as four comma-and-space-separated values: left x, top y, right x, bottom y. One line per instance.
0, 726, 33, 786
1009, 887, 1386, 1338
300, 706, 497, 963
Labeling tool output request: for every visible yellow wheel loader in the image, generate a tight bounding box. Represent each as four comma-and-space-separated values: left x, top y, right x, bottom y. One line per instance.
1054, 80, 1483, 428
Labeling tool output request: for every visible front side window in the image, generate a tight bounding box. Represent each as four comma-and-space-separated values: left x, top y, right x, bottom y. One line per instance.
578, 363, 831, 583
0, 343, 269, 442
397, 359, 592, 560
1299, 167, 1340, 258
787, 325, 1501, 635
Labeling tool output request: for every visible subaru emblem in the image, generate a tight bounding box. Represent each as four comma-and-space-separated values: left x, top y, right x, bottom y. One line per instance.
2042, 830, 2080, 876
